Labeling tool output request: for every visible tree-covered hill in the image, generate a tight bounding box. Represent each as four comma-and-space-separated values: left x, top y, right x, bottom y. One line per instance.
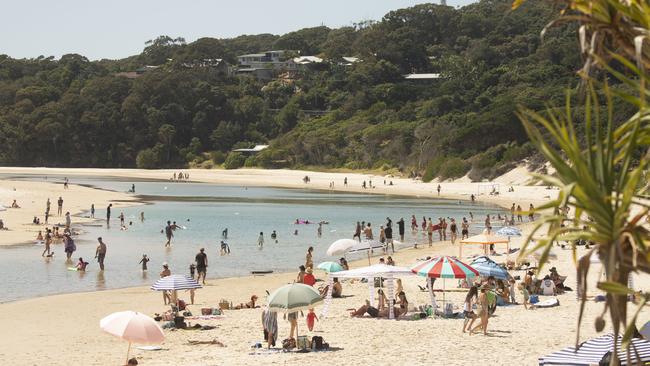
0, 0, 587, 180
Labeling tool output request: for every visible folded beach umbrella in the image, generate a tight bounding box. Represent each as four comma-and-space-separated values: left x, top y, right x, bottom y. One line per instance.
100, 311, 164, 365
151, 274, 202, 291
326, 238, 358, 256
317, 261, 343, 273
470, 256, 510, 280
267, 283, 323, 313
538, 333, 650, 365
496, 226, 522, 237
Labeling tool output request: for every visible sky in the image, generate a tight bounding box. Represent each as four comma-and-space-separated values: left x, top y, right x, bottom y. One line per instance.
1, 0, 475, 60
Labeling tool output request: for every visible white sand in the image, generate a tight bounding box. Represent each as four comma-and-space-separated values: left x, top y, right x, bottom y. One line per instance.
0, 167, 647, 366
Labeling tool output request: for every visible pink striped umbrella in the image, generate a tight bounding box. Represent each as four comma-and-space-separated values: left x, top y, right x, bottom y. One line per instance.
410, 256, 479, 279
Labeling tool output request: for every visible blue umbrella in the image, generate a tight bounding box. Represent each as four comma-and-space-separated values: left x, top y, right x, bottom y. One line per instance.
470, 256, 510, 280
496, 226, 522, 237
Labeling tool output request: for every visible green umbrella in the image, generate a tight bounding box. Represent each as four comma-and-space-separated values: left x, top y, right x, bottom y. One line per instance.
317, 261, 343, 273
267, 283, 323, 313
267, 283, 322, 346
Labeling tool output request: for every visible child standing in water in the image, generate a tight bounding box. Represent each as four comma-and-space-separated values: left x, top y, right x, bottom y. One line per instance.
306, 308, 318, 331
139, 254, 149, 271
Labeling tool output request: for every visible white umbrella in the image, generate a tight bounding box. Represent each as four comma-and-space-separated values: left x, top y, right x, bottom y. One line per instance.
100, 311, 164, 364
326, 238, 357, 256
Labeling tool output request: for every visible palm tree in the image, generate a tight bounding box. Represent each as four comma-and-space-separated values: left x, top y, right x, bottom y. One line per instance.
513, 0, 650, 364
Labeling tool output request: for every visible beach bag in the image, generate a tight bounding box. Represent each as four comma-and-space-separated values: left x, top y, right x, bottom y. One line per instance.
219, 299, 230, 310
529, 295, 539, 304
282, 338, 296, 349
311, 336, 323, 350
297, 336, 309, 350
444, 303, 454, 315
201, 308, 212, 316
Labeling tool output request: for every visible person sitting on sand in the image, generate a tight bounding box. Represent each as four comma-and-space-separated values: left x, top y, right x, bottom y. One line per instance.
296, 265, 306, 283
349, 300, 380, 318
540, 275, 557, 296
11, 200, 20, 208
234, 295, 259, 309
319, 278, 343, 299
126, 357, 138, 365
303, 267, 316, 286
549, 267, 566, 292
76, 257, 88, 271
36, 231, 43, 241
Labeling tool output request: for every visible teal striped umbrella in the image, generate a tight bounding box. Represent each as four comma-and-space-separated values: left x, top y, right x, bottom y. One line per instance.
410, 256, 479, 279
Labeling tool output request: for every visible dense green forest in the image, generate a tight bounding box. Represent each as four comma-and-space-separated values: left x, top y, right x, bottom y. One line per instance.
0, 0, 588, 179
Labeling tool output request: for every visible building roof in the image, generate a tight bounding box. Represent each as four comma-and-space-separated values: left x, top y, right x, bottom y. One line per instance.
293, 56, 323, 64
238, 53, 267, 58
342, 56, 360, 63
232, 145, 269, 153
403, 73, 441, 80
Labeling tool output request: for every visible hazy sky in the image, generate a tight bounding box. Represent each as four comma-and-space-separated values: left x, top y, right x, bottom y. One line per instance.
1, 0, 475, 60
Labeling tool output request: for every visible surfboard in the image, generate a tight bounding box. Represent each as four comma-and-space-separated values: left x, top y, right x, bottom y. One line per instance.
250, 270, 273, 275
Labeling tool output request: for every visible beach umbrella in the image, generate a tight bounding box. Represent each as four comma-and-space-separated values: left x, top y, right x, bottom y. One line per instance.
267, 283, 323, 313
317, 261, 343, 273
411, 256, 479, 279
268, 283, 322, 341
538, 333, 650, 365
326, 238, 357, 256
151, 274, 201, 291
348, 240, 385, 265
496, 226, 522, 237
100, 311, 164, 365
470, 256, 510, 280
151, 274, 201, 305
460, 233, 510, 257
410, 256, 479, 309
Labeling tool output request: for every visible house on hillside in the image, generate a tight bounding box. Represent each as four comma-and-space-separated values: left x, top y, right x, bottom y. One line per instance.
403, 73, 442, 81
232, 144, 269, 155
181, 58, 231, 76
236, 50, 299, 80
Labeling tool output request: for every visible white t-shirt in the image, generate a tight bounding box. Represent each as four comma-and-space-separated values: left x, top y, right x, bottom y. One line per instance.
541, 279, 556, 296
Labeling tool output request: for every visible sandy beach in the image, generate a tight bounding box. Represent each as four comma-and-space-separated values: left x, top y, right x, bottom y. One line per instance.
0, 178, 137, 246
0, 167, 647, 366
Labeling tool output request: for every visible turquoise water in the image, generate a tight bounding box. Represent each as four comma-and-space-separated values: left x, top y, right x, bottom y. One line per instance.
0, 175, 505, 302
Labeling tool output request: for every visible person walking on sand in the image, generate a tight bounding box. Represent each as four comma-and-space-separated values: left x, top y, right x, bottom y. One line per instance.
529, 204, 535, 222
306, 246, 314, 269
57, 196, 63, 216
164, 221, 173, 247
306, 308, 318, 331
90, 204, 95, 218
46, 198, 51, 214
437, 184, 441, 196
139, 254, 149, 271
516, 205, 523, 222
470, 285, 490, 336
195, 248, 208, 285
95, 237, 107, 271
160, 263, 171, 304
258, 232, 264, 249
65, 212, 71, 228
385, 221, 394, 254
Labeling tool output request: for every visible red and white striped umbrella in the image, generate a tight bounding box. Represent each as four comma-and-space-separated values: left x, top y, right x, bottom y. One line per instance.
410, 256, 479, 279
